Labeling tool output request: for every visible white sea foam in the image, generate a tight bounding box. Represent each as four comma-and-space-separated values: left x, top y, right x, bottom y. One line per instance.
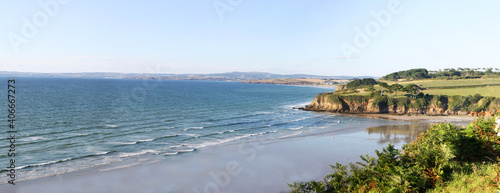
289, 126, 304, 130
284, 101, 311, 109
192, 132, 269, 149
106, 124, 118, 128
21, 136, 47, 142
119, 150, 156, 158
177, 149, 196, 153
95, 151, 110, 156
190, 127, 204, 130
182, 127, 204, 131
120, 142, 137, 145
290, 117, 311, 122
18, 158, 73, 170
137, 138, 155, 143
169, 144, 186, 149
256, 111, 274, 115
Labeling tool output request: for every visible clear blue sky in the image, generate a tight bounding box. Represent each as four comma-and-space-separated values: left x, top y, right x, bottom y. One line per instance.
1, 0, 499, 76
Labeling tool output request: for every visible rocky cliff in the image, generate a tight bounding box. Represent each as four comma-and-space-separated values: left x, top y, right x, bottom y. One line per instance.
305, 93, 500, 116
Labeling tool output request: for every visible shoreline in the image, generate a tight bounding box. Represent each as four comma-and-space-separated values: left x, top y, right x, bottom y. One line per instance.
343, 113, 475, 125
6, 120, 430, 193
243, 82, 338, 88
1, 115, 436, 193
1, 112, 475, 192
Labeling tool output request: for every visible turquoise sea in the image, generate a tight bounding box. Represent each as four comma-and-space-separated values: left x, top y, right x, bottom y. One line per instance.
0, 77, 405, 184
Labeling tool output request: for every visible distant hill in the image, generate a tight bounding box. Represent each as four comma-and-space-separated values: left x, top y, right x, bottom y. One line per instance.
0, 71, 377, 81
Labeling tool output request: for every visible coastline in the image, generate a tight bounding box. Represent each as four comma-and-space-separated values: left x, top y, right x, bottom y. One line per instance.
243, 82, 338, 89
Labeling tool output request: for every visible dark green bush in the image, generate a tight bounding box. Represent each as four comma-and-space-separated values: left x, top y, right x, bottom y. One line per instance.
448, 95, 472, 111
371, 96, 388, 108
411, 98, 429, 109
346, 78, 378, 88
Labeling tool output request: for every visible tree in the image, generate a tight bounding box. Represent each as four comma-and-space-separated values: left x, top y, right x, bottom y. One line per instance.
387, 88, 394, 97
404, 84, 421, 98
346, 78, 378, 88
390, 84, 403, 97
379, 82, 389, 96
381, 68, 430, 80
485, 68, 493, 75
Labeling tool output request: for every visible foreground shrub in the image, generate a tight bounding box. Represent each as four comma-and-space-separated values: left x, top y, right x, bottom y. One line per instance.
288, 117, 500, 193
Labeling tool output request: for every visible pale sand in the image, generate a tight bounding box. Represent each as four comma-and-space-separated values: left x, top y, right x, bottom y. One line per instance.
2, 121, 430, 193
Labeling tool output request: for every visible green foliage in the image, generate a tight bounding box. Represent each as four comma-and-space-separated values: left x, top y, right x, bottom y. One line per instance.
328, 94, 342, 104
328, 94, 371, 105
288, 118, 500, 193
432, 67, 500, 79
471, 96, 494, 112
429, 163, 500, 193
382, 68, 430, 81
448, 95, 471, 111
346, 78, 378, 88
378, 82, 389, 88
371, 95, 388, 108
411, 98, 429, 109
470, 93, 483, 103
381, 68, 500, 81
396, 98, 411, 108
432, 95, 448, 109
403, 84, 421, 98
390, 84, 404, 97
341, 95, 371, 103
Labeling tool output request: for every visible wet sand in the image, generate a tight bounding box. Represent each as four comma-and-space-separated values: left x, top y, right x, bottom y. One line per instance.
3, 122, 431, 193
347, 114, 475, 125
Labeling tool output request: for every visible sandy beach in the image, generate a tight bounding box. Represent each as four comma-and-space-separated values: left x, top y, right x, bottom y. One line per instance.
1, 115, 440, 193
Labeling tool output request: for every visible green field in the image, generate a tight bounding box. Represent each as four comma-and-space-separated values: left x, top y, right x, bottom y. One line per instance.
422, 86, 500, 97
337, 78, 500, 97
380, 78, 500, 97
385, 78, 500, 88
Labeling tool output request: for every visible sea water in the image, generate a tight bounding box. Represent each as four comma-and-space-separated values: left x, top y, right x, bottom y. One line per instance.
0, 77, 402, 183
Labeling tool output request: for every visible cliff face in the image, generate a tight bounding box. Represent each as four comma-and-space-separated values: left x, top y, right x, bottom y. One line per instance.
305, 94, 499, 116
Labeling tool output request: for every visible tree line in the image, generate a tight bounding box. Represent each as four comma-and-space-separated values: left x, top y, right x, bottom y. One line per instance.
381, 68, 500, 81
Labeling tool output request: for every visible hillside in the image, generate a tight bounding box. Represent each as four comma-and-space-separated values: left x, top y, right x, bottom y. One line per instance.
308, 68, 500, 116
